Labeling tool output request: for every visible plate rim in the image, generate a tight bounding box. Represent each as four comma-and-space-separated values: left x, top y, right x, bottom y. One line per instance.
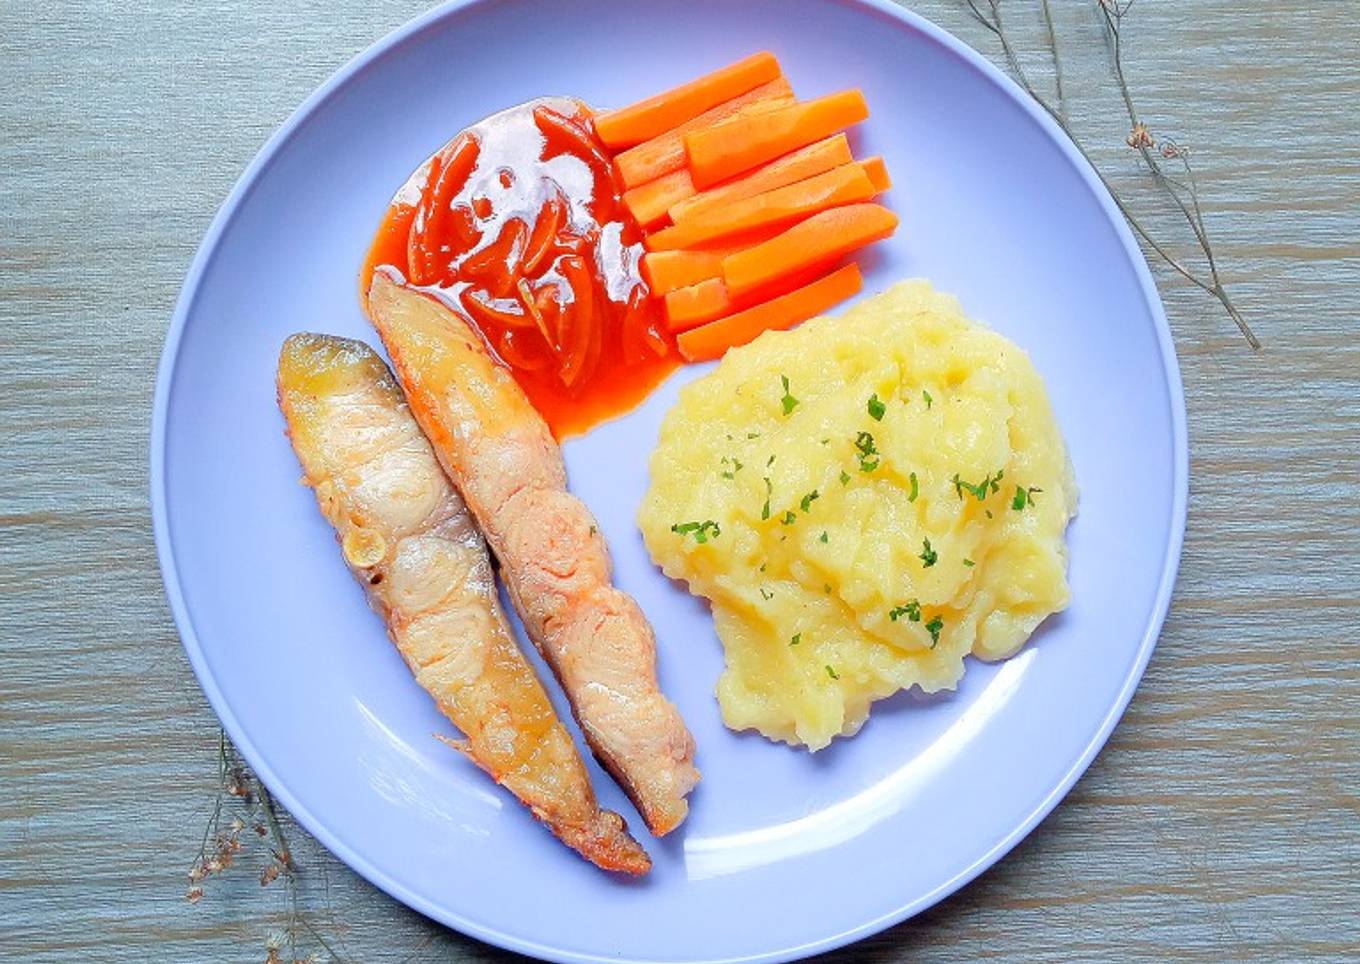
148, 1, 1189, 961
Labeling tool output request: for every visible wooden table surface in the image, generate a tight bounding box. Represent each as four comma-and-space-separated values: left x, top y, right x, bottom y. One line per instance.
3, 1, 1357, 961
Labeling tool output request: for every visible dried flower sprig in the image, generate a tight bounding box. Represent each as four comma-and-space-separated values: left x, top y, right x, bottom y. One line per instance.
188, 729, 351, 963
964, 0, 1258, 347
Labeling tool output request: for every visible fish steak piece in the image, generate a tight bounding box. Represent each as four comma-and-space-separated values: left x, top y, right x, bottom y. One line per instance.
366, 273, 699, 835
277, 332, 649, 873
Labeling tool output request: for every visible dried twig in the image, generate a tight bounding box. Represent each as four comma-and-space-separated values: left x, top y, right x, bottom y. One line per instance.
964, 0, 1258, 347
188, 729, 351, 963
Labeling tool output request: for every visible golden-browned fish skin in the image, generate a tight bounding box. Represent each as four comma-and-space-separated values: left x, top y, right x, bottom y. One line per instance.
276, 333, 649, 874
365, 273, 699, 835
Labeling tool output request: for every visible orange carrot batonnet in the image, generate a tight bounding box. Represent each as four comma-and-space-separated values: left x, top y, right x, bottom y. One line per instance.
644, 163, 876, 252
722, 203, 897, 298
613, 78, 795, 190
677, 263, 864, 362
667, 134, 854, 224
622, 168, 696, 229
594, 52, 782, 150
685, 89, 870, 188
663, 263, 837, 332
643, 248, 740, 296
859, 155, 891, 193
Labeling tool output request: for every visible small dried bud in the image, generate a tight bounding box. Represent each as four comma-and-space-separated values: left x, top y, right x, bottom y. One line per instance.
186, 886, 204, 904
254, 822, 268, 837
231, 817, 245, 834
1126, 122, 1153, 150
187, 863, 207, 883
260, 862, 281, 887
264, 949, 282, 964
204, 857, 223, 874
1161, 142, 1182, 159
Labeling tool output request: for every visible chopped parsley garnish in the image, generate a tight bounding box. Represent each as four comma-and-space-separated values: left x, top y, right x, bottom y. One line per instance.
760, 587, 774, 600
800, 489, 820, 513
854, 431, 880, 472
780, 374, 799, 415
923, 389, 933, 410
823, 583, 832, 594
867, 393, 886, 421
781, 510, 797, 525
839, 470, 852, 486
672, 520, 720, 543
919, 537, 938, 568
952, 469, 1005, 502
767, 454, 776, 467
761, 477, 772, 520
819, 531, 829, 543
825, 665, 840, 680
1011, 485, 1042, 510
889, 600, 922, 622
963, 558, 975, 567
908, 471, 919, 502
747, 431, 761, 439
588, 525, 597, 537
759, 562, 767, 572
821, 438, 830, 445
789, 633, 801, 647
720, 456, 744, 479
925, 615, 944, 647
985, 508, 994, 519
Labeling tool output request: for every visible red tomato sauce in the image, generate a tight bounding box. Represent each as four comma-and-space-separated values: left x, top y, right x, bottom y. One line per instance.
361, 97, 678, 439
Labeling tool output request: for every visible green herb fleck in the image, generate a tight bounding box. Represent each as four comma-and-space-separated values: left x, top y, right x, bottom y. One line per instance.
963, 558, 975, 567
780, 374, 799, 415
720, 456, 744, 480
919, 537, 938, 568
908, 471, 918, 502
952, 469, 1005, 502
867, 393, 886, 421
747, 431, 761, 439
821, 438, 830, 445
823, 583, 832, 594
839, 470, 852, 486
985, 509, 993, 519
767, 454, 776, 467
925, 615, 944, 647
923, 389, 933, 410
790, 633, 801, 647
800, 489, 820, 513
781, 510, 797, 525
1011, 485, 1043, 511
760, 587, 774, 601
854, 431, 880, 472
825, 665, 840, 680
889, 600, 922, 622
819, 531, 829, 543
761, 477, 772, 520
759, 562, 767, 573
672, 520, 721, 544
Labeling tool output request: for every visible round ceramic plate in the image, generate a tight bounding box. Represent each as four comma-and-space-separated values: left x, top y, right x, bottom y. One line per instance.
151, 1, 1187, 961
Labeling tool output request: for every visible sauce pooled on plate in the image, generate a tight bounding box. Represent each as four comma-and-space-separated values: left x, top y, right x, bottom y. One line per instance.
362, 97, 677, 438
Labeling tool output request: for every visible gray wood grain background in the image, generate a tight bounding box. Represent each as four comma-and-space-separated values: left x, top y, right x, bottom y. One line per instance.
2, 1, 1357, 961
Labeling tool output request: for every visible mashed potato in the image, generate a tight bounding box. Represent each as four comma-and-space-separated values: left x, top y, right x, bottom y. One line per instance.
638, 280, 1077, 750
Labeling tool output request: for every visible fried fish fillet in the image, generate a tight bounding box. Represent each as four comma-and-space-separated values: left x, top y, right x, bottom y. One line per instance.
365, 273, 699, 835
276, 333, 649, 873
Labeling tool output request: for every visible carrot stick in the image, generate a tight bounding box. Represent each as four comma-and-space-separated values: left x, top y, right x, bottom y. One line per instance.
622, 168, 695, 229
642, 248, 737, 295
677, 264, 863, 362
860, 155, 891, 193
593, 52, 782, 150
667, 134, 853, 224
722, 203, 896, 298
644, 163, 876, 252
685, 89, 869, 188
613, 78, 794, 190
664, 277, 731, 331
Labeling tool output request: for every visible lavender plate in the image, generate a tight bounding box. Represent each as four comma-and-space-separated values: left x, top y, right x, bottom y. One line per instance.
150, 1, 1186, 960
